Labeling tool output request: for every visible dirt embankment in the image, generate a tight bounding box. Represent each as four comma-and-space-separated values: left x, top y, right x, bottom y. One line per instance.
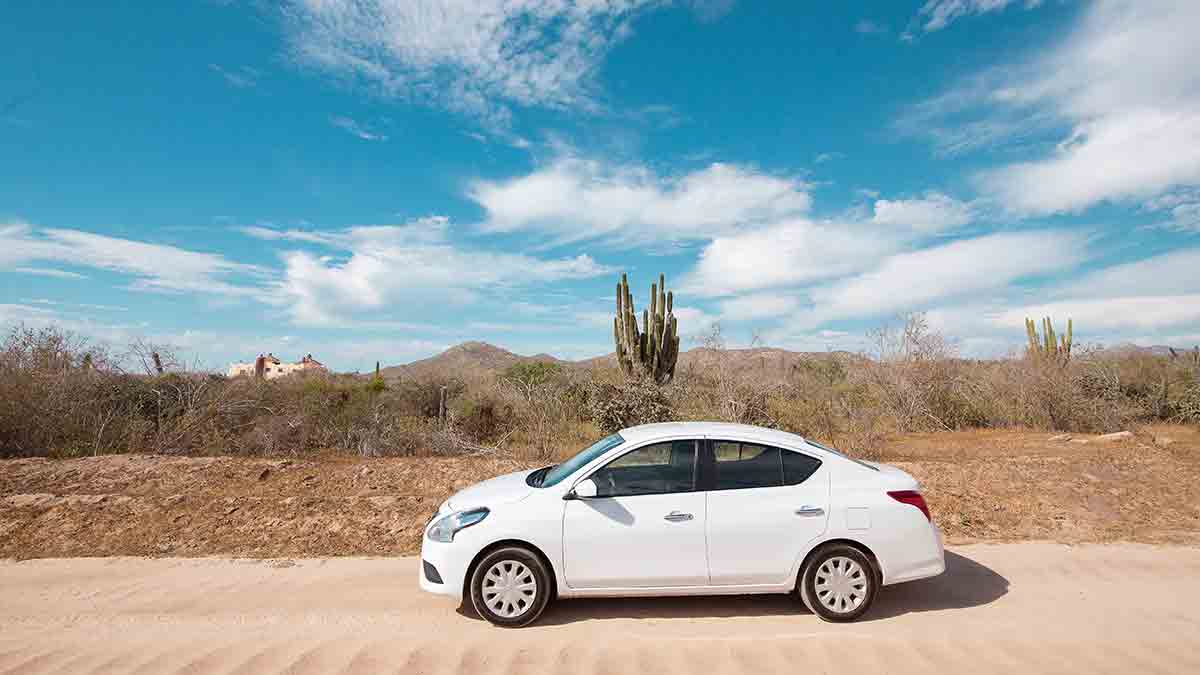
1, 426, 1198, 559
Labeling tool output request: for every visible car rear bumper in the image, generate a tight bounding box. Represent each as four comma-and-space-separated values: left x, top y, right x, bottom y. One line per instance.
883, 524, 945, 585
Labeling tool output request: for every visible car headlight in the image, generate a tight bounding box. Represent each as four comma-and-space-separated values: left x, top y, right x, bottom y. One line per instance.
426, 507, 489, 543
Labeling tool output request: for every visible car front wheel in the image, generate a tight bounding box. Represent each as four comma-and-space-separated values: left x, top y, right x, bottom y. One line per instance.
799, 544, 877, 622
469, 546, 552, 627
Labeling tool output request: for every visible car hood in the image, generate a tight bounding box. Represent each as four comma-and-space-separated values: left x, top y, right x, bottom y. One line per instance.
445, 469, 536, 511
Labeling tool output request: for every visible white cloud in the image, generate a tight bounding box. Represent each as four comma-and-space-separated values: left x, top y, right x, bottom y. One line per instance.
917, 0, 1043, 33
916, 1, 1200, 214
13, 266, 88, 280
989, 295, 1200, 332
915, 247, 1200, 355
282, 0, 657, 125
805, 230, 1088, 323
330, 115, 388, 141
718, 293, 800, 321
871, 191, 973, 233
1055, 248, 1200, 299
672, 306, 720, 336
681, 218, 898, 297
245, 218, 611, 326
471, 156, 812, 245
1, 222, 263, 297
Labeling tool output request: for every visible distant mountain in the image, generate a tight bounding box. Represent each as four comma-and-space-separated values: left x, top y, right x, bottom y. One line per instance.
380, 341, 851, 380
1097, 343, 1193, 358
378, 341, 567, 380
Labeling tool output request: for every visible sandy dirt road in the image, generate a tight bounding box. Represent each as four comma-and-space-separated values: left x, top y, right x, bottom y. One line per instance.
2, 543, 1199, 674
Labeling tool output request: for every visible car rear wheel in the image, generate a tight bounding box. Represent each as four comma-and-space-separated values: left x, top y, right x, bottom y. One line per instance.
469, 546, 552, 627
799, 544, 877, 622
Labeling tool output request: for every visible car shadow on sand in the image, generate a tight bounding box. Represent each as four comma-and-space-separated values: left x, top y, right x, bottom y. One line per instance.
458, 551, 1008, 625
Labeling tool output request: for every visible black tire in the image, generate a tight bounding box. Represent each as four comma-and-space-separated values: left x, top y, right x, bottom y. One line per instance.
799, 544, 878, 622
469, 546, 552, 627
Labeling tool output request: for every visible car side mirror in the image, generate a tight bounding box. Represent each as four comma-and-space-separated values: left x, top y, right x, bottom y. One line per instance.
569, 478, 598, 500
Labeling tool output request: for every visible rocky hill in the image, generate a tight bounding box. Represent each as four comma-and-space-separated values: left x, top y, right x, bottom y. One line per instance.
381, 341, 852, 380
378, 341, 567, 380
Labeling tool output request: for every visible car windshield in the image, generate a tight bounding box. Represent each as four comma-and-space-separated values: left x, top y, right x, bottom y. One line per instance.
538, 433, 625, 487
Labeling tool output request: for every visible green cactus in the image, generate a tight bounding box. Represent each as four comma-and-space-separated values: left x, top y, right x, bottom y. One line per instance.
1025, 316, 1072, 363
614, 272, 680, 384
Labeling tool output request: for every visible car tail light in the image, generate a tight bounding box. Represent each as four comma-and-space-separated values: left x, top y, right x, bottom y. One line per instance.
888, 490, 931, 521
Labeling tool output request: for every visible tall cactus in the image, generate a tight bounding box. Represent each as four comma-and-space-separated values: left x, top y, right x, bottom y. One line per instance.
1025, 316, 1072, 363
614, 272, 680, 384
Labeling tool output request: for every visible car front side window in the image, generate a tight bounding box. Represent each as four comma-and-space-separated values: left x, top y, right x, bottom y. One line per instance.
589, 439, 698, 497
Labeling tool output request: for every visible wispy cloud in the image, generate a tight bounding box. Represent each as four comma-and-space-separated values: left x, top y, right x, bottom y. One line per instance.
801, 230, 1089, 325
916, 0, 1043, 33
330, 115, 388, 142
909, 1, 1200, 215
854, 19, 888, 35
208, 63, 261, 89
1, 222, 265, 297
13, 266, 87, 280
281, 0, 660, 126
684, 0, 736, 23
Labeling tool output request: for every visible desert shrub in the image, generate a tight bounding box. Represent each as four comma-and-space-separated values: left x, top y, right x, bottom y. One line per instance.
588, 378, 674, 433
4, 320, 1198, 460
1174, 383, 1200, 423
450, 386, 513, 442
392, 377, 464, 418
502, 361, 561, 388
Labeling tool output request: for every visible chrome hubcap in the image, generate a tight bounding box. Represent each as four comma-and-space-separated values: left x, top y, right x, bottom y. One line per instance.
814, 556, 868, 614
481, 560, 537, 618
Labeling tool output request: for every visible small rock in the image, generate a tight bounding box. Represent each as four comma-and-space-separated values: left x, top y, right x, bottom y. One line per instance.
224, 505, 240, 516
1049, 434, 1073, 442
257, 467, 271, 481
1154, 435, 1175, 447
358, 466, 374, 477
1095, 431, 1134, 443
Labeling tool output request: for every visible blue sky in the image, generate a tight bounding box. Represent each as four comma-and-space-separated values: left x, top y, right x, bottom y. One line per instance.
3, 0, 1199, 371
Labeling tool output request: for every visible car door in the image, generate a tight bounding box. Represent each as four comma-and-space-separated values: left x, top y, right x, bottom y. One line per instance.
704, 440, 829, 586
562, 438, 708, 589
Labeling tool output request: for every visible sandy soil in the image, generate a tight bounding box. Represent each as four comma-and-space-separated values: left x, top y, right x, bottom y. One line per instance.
2, 543, 1199, 674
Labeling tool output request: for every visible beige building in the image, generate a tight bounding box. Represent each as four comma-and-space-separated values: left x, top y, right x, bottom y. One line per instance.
227, 353, 326, 379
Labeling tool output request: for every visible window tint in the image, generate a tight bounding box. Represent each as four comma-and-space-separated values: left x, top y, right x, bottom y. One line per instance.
541, 433, 624, 487
713, 442, 782, 490
782, 450, 822, 485
592, 440, 697, 497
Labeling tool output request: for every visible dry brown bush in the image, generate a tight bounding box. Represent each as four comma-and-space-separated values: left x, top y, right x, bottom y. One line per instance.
2, 322, 1196, 461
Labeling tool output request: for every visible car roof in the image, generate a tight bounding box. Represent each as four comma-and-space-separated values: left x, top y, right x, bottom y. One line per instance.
619, 421, 810, 449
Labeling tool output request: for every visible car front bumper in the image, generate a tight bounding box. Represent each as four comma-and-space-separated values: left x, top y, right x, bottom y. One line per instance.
418, 533, 471, 603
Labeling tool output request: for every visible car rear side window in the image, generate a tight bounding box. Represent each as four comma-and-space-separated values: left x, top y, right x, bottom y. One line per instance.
712, 442, 782, 490
782, 450, 822, 485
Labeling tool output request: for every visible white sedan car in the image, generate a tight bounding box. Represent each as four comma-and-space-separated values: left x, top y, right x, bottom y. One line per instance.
419, 422, 944, 626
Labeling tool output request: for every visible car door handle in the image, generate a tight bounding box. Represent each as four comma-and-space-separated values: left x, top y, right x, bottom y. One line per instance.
663, 511, 694, 522
795, 506, 825, 517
